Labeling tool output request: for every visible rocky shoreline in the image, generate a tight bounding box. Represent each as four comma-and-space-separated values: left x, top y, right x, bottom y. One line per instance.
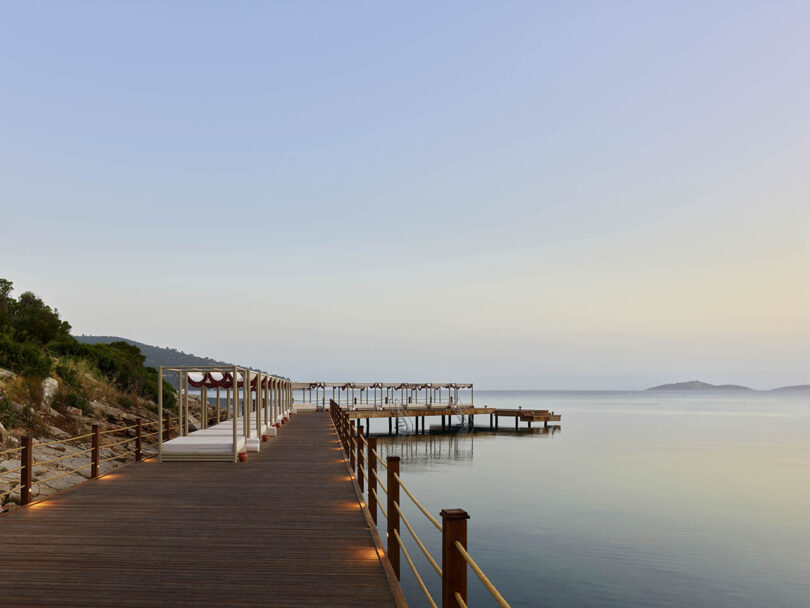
0, 368, 199, 512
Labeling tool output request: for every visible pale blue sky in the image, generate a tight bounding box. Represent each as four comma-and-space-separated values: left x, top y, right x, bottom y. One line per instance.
2, 2, 808, 388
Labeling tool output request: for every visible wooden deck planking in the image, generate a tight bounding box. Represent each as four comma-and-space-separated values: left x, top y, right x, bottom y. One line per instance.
0, 412, 400, 607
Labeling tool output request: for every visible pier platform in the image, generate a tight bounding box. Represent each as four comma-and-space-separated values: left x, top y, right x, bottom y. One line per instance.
343, 405, 561, 426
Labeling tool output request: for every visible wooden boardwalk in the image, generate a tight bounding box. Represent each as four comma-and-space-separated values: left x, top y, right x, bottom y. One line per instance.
0, 412, 403, 607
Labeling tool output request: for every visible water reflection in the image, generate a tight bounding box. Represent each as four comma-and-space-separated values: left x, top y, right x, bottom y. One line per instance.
372, 424, 561, 470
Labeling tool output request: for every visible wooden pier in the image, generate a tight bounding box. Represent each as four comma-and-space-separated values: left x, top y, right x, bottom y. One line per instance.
344, 406, 562, 432
0, 413, 404, 607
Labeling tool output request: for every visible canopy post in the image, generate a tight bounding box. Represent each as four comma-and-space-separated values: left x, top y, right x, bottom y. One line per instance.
177, 371, 183, 436
158, 366, 163, 462
232, 366, 239, 463
183, 371, 190, 436
255, 373, 261, 440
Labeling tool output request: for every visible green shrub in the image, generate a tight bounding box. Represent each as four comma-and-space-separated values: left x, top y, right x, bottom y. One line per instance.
0, 336, 51, 379
64, 392, 90, 415
0, 279, 177, 412
54, 360, 79, 386
118, 394, 134, 409
0, 386, 20, 428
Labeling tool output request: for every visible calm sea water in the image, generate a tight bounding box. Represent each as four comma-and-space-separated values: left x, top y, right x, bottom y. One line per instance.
363, 390, 810, 608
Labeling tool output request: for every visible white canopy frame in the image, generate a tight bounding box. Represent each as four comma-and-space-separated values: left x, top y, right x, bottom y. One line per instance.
158, 365, 292, 463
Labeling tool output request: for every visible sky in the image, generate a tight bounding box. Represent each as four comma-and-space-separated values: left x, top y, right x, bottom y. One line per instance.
1, 2, 808, 389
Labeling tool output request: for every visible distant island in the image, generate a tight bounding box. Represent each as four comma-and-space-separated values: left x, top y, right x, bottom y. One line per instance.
646, 380, 810, 392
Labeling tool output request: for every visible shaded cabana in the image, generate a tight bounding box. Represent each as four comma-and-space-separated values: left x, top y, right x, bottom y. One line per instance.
292, 381, 474, 409
158, 366, 292, 462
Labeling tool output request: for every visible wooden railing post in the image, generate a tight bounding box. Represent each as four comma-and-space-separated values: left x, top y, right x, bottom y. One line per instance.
20, 435, 33, 506
441, 508, 470, 607
387, 456, 401, 579
368, 437, 377, 524
349, 420, 356, 472
135, 418, 143, 461
357, 425, 364, 492
91, 423, 100, 478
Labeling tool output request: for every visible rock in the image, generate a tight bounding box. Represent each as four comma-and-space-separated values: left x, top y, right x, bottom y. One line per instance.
0, 459, 21, 473
42, 404, 63, 419
38, 471, 86, 492
187, 414, 201, 432
65, 406, 83, 417
1, 433, 20, 449
44, 424, 70, 440
41, 377, 59, 409
88, 400, 135, 424
0, 368, 15, 379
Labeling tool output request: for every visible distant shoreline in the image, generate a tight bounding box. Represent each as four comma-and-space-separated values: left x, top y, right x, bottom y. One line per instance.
474, 385, 810, 392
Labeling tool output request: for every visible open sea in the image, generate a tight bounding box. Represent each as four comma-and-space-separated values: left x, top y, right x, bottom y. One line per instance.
363, 390, 810, 608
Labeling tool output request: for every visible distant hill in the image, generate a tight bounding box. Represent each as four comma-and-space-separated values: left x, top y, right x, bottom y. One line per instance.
770, 384, 810, 393
646, 380, 752, 391
74, 336, 285, 388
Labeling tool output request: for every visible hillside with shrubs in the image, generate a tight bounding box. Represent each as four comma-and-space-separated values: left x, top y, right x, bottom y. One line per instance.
0, 279, 186, 508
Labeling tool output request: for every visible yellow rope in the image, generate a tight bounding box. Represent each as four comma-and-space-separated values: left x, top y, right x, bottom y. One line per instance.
99, 424, 139, 435
392, 500, 442, 575
394, 472, 442, 531
34, 447, 93, 466
454, 540, 512, 608
0, 465, 25, 476
35, 433, 94, 448
33, 462, 93, 485
371, 488, 387, 520
454, 591, 468, 608
372, 449, 387, 468
372, 470, 388, 494
104, 437, 135, 449
0, 446, 22, 457
0, 483, 23, 499
99, 450, 136, 463
393, 528, 439, 608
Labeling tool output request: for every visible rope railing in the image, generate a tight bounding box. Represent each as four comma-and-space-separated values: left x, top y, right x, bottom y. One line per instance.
99, 451, 136, 464
372, 488, 387, 520
329, 399, 513, 608
454, 540, 512, 608
392, 499, 442, 576
0, 483, 23, 500
372, 449, 387, 469
1, 465, 25, 476
1, 415, 178, 506
393, 527, 439, 608
99, 424, 138, 435
372, 470, 387, 494
104, 437, 136, 449
33, 447, 94, 467
34, 433, 94, 448
34, 463, 94, 487
394, 472, 443, 531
